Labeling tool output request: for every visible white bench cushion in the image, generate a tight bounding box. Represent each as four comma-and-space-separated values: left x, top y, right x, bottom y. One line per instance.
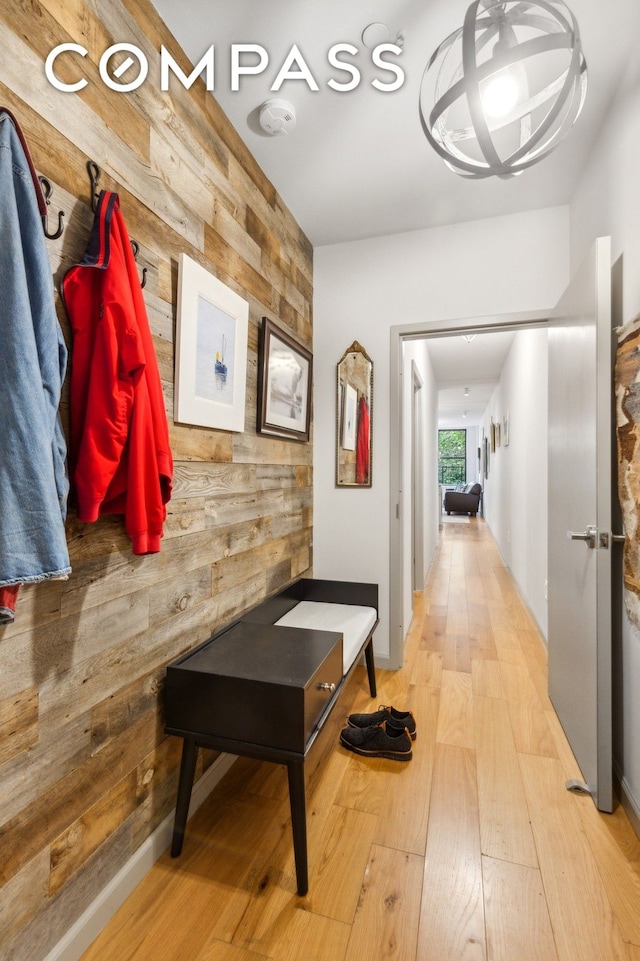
275, 601, 376, 675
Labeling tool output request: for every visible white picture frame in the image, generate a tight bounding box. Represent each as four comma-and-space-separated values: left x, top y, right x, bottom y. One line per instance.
503, 411, 510, 446
175, 253, 249, 432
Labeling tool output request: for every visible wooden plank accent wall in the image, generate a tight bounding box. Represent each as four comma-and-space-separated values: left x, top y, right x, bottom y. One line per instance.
0, 2, 313, 958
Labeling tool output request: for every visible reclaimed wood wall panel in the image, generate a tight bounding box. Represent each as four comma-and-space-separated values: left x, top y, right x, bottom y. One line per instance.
0, 2, 313, 958
0, 688, 39, 767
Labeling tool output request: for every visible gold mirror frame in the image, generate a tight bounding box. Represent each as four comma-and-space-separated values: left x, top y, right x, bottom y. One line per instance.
336, 341, 373, 487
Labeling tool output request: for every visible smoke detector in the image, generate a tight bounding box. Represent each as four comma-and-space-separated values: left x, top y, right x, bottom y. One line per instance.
362, 22, 389, 47
362, 22, 405, 49
259, 99, 297, 136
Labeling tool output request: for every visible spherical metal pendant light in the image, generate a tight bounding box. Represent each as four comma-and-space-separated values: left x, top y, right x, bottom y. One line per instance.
419, 0, 588, 179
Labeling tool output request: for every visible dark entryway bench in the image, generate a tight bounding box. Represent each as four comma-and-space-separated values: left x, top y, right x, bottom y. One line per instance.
164, 577, 378, 895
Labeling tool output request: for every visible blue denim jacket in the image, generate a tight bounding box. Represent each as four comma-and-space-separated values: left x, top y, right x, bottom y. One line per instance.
0, 110, 71, 586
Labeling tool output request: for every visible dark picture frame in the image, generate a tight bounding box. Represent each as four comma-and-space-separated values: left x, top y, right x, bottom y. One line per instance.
257, 317, 312, 442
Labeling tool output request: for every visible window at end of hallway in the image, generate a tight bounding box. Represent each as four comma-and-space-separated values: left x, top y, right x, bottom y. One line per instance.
438, 428, 466, 485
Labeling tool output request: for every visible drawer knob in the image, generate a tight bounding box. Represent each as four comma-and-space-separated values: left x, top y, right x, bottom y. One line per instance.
319, 682, 336, 693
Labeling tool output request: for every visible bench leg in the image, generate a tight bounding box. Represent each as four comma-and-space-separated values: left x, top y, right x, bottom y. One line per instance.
171, 737, 198, 857
364, 640, 377, 698
287, 760, 308, 896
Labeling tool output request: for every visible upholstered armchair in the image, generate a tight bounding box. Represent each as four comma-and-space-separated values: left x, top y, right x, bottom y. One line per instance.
443, 482, 482, 517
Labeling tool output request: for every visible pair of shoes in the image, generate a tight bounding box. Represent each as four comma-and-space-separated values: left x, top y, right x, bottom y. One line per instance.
339, 720, 413, 761
347, 705, 417, 740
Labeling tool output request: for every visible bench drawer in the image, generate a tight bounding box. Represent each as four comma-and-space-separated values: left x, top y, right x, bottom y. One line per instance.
165, 621, 343, 754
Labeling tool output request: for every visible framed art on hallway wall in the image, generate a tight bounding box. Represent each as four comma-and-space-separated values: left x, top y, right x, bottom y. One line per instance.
257, 316, 312, 442
503, 411, 510, 446
174, 253, 249, 432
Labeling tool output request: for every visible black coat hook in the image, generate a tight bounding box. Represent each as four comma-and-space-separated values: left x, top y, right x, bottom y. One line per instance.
87, 161, 146, 288
38, 175, 65, 240
130, 239, 148, 289
87, 160, 101, 212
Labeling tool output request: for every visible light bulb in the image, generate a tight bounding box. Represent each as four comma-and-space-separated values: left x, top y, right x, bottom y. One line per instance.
482, 72, 520, 118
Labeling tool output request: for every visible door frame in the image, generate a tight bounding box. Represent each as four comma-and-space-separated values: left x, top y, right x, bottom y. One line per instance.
411, 360, 425, 594
388, 310, 550, 669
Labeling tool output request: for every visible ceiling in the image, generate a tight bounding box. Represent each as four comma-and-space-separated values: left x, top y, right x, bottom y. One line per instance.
149, 0, 638, 421
151, 0, 640, 248
428, 330, 516, 427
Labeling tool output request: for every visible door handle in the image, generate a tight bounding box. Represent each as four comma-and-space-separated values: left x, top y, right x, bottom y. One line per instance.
598, 532, 625, 549
567, 525, 597, 548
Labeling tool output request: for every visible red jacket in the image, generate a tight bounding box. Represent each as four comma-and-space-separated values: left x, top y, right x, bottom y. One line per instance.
62, 191, 172, 554
356, 395, 370, 484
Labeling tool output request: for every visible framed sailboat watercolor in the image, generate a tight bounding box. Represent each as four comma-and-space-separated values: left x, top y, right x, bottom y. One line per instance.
175, 253, 249, 432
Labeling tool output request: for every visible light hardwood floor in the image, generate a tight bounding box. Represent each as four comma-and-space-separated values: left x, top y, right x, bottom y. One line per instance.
80, 519, 640, 961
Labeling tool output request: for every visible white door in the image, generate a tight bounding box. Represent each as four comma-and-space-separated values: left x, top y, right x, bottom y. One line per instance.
548, 237, 613, 812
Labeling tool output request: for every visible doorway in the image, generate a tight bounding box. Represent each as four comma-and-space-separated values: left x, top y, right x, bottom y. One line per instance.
388, 310, 550, 671
390, 239, 615, 814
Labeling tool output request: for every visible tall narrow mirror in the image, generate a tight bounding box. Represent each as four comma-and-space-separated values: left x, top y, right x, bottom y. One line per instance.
336, 342, 373, 487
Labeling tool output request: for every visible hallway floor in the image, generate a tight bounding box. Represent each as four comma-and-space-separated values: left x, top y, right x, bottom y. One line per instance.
81, 519, 640, 961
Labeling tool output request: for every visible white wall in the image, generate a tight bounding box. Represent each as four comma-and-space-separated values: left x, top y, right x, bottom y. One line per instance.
457, 424, 480, 484
313, 206, 569, 664
466, 425, 480, 483
570, 47, 640, 826
480, 329, 549, 636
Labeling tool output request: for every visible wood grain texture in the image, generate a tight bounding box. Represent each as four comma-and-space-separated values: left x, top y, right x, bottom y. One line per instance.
417, 743, 486, 961
471, 658, 504, 699
615, 317, 640, 629
572, 800, 640, 947
473, 695, 538, 867
305, 806, 379, 924
0, 2, 313, 958
519, 753, 632, 961
482, 856, 558, 961
346, 844, 424, 961
372, 682, 439, 856
0, 850, 49, 948
0, 687, 39, 766
435, 669, 475, 749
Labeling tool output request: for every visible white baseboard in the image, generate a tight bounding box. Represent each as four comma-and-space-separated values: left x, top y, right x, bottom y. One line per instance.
44, 752, 236, 961
614, 763, 640, 839
372, 654, 392, 671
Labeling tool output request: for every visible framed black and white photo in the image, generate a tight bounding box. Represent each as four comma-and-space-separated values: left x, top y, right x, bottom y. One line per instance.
174, 253, 248, 432
258, 317, 312, 442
